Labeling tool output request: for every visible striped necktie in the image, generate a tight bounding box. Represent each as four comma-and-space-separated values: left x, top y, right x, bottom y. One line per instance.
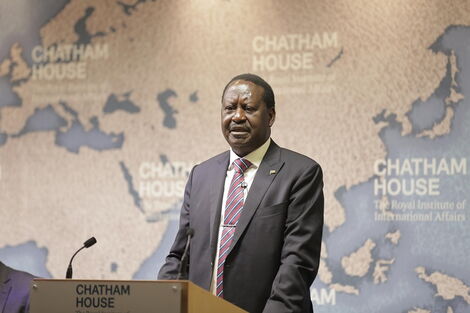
216, 157, 252, 297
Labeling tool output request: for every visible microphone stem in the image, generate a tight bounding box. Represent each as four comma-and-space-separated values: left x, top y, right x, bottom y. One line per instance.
66, 245, 85, 279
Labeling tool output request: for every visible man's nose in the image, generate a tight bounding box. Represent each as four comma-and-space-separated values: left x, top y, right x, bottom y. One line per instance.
232, 107, 246, 121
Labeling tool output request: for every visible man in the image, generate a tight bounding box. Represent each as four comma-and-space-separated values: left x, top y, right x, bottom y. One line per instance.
0, 261, 35, 313
158, 73, 324, 313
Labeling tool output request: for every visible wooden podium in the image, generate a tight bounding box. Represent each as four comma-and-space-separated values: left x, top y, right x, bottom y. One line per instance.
30, 279, 247, 313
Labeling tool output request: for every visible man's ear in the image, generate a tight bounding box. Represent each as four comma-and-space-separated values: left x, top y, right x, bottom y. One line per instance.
268, 107, 276, 127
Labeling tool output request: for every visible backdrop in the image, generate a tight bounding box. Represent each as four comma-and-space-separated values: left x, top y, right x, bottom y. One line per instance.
0, 1, 469, 312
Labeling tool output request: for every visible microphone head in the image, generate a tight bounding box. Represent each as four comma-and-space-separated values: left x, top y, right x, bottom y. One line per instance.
186, 228, 195, 238
84, 237, 97, 248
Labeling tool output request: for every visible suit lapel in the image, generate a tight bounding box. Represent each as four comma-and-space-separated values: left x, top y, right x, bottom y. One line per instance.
209, 151, 230, 259
226, 141, 284, 256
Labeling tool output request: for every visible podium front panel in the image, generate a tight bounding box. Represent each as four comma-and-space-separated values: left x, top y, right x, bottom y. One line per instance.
30, 279, 183, 313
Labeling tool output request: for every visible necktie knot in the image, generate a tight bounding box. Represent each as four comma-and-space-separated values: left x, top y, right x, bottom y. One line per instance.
233, 158, 252, 173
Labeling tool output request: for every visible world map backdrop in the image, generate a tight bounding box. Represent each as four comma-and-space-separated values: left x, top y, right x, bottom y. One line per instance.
0, 1, 469, 312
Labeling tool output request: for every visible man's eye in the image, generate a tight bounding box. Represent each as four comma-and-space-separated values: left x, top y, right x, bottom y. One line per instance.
225, 106, 235, 111
245, 107, 255, 112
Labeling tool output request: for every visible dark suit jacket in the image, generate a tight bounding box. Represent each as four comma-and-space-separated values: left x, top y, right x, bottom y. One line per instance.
158, 141, 324, 313
0, 262, 35, 313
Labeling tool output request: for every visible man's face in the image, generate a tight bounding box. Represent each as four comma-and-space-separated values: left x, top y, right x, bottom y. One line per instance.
221, 80, 275, 157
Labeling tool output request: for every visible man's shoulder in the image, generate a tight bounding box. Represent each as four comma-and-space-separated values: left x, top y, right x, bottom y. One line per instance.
192, 150, 229, 172
277, 145, 321, 169
0, 262, 35, 289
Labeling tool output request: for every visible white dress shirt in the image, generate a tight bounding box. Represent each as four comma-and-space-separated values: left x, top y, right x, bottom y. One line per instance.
210, 138, 271, 294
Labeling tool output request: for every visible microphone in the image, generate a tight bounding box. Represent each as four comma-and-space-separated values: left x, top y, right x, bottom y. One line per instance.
177, 228, 194, 280
66, 237, 97, 279
241, 181, 248, 189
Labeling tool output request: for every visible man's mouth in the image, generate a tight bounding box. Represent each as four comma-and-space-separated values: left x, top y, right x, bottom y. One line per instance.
230, 126, 249, 132
229, 127, 250, 138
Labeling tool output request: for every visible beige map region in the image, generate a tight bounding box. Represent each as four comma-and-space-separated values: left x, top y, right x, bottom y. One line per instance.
329, 283, 359, 296
373, 258, 394, 284
318, 259, 333, 285
317, 241, 333, 284
318, 241, 361, 294
408, 308, 431, 313
385, 230, 401, 245
320, 229, 399, 291
341, 239, 375, 277
408, 306, 454, 313
416, 267, 470, 304
0, 43, 30, 81
1, 0, 470, 281
417, 51, 464, 139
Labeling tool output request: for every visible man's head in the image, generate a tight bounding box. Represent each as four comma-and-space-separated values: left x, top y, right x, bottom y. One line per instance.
221, 73, 276, 157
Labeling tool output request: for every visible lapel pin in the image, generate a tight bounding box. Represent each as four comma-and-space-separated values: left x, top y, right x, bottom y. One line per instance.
269, 170, 276, 175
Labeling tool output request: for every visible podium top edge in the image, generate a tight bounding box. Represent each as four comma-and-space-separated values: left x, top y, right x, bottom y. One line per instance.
33, 279, 191, 283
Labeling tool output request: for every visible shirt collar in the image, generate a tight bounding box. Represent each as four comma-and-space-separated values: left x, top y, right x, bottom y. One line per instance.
229, 138, 271, 170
